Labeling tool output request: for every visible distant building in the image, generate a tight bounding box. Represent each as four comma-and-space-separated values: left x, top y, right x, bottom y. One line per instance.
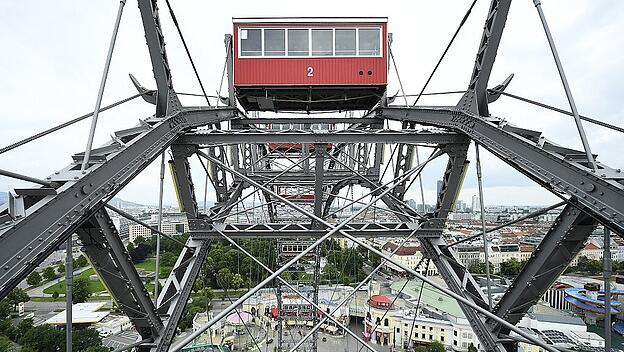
381, 241, 437, 276
471, 195, 480, 213
454, 200, 467, 212
128, 220, 189, 243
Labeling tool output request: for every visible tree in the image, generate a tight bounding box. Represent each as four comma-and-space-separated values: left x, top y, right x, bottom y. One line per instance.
324, 248, 366, 284
5, 288, 29, 307
52, 291, 59, 299
42, 267, 56, 281
0, 335, 12, 352
0, 288, 29, 320
15, 318, 33, 341
85, 347, 109, 352
429, 341, 445, 352
75, 255, 88, 269
26, 272, 41, 287
18, 325, 64, 352
57, 262, 65, 274
73, 277, 91, 303
500, 258, 524, 276
468, 261, 493, 275
231, 273, 244, 292
134, 235, 147, 245
217, 268, 233, 295
0, 302, 12, 321
129, 243, 151, 263
73, 328, 103, 352
202, 287, 214, 304
468, 343, 478, 352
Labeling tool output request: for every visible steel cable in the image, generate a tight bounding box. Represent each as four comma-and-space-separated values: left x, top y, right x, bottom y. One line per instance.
413, 0, 479, 106
0, 92, 148, 155
163, 0, 211, 107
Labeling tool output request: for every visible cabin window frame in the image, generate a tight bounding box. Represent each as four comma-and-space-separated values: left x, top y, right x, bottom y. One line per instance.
238, 25, 383, 58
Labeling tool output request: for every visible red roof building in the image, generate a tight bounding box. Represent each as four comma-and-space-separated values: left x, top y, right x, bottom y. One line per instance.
369, 294, 393, 309
381, 242, 420, 256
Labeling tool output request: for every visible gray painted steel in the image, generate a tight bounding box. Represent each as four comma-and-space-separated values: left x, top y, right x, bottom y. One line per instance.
78, 208, 163, 341
177, 129, 467, 144
381, 106, 624, 235
488, 202, 597, 334
2, 0, 622, 351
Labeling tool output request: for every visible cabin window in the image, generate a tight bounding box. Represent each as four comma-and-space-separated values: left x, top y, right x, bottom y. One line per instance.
335, 29, 356, 56
240, 29, 262, 56
312, 29, 332, 56
358, 28, 380, 56
288, 29, 309, 56
239, 25, 382, 57
264, 29, 285, 56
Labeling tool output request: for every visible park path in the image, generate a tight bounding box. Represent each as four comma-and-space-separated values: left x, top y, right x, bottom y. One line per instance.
26, 266, 91, 298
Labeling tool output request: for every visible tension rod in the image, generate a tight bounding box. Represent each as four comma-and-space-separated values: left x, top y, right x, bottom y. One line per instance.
533, 0, 596, 171
0, 168, 57, 188
81, 0, 126, 171
104, 204, 192, 250
475, 142, 493, 310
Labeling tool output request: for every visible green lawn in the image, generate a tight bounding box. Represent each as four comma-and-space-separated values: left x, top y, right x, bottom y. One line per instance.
43, 262, 157, 297
135, 258, 157, 273
43, 268, 106, 295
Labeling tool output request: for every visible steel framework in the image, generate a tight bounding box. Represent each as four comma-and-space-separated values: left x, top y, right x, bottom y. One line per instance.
0, 1, 622, 352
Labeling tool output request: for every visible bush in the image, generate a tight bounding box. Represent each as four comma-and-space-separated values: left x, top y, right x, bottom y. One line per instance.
42, 267, 56, 281
26, 272, 41, 287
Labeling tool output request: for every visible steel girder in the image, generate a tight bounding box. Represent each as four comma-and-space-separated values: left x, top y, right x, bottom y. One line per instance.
322, 179, 351, 218
415, 143, 507, 352
244, 172, 372, 184
176, 129, 467, 145
154, 238, 211, 351
391, 140, 415, 200
380, 106, 624, 235
311, 144, 326, 229
0, 106, 237, 300
231, 117, 383, 126
78, 208, 163, 342
170, 144, 200, 219
153, 141, 240, 351
137, 0, 176, 117
189, 222, 422, 239
208, 146, 230, 203
461, 0, 512, 116
488, 201, 597, 335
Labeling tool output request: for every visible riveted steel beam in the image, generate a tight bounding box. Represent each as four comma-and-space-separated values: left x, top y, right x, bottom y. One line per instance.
177, 129, 466, 145
381, 106, 624, 236
488, 201, 597, 335
78, 208, 163, 343
190, 222, 423, 239
461, 0, 513, 116
0, 107, 236, 300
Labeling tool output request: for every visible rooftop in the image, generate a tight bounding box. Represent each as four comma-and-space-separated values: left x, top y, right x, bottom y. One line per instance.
44, 302, 109, 325
391, 279, 465, 319
382, 242, 420, 256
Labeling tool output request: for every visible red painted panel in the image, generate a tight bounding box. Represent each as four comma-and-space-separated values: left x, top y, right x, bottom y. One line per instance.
233, 22, 387, 87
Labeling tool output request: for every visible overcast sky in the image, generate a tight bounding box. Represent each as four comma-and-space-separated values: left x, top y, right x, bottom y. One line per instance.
0, 0, 622, 208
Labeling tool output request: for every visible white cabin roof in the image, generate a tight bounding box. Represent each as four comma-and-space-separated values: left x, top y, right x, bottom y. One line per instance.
233, 17, 387, 24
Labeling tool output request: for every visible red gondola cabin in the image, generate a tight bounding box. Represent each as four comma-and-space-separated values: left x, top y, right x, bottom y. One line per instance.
233, 17, 388, 112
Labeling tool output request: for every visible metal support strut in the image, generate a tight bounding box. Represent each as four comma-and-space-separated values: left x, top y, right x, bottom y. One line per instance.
81, 0, 126, 171
533, 0, 596, 170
